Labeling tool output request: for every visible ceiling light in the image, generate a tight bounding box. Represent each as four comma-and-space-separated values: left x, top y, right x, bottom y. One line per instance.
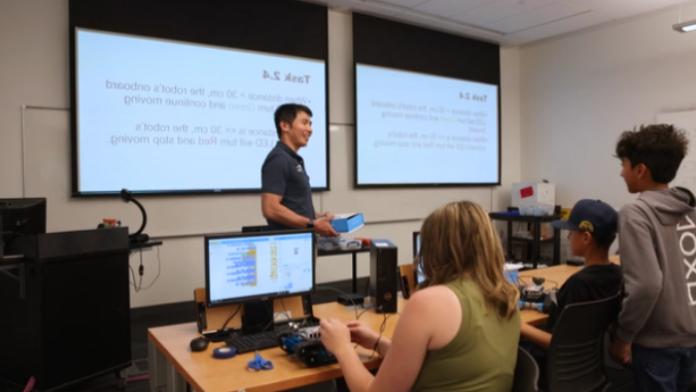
673, 20, 696, 32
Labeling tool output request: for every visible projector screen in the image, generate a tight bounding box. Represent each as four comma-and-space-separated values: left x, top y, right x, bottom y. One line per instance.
355, 64, 499, 187
74, 29, 327, 195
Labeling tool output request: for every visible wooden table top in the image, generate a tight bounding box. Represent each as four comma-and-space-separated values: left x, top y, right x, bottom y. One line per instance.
148, 301, 403, 392
519, 264, 579, 325
148, 265, 579, 392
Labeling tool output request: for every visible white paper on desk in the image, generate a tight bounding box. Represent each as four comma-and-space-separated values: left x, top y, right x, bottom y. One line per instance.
504, 262, 524, 271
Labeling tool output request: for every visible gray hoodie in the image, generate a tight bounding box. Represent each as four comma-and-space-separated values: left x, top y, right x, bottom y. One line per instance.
617, 187, 696, 348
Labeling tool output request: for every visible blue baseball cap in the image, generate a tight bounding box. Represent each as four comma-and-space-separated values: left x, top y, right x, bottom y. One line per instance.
552, 199, 618, 241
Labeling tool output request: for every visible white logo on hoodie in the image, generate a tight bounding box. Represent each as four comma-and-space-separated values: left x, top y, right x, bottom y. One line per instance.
677, 214, 696, 305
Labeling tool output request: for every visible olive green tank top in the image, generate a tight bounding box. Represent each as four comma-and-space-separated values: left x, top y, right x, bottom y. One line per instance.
411, 278, 521, 392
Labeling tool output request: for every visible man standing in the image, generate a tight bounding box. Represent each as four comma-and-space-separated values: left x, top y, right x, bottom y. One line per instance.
261, 104, 337, 237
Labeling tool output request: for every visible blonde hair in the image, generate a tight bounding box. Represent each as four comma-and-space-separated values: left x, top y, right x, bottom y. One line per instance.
415, 201, 519, 319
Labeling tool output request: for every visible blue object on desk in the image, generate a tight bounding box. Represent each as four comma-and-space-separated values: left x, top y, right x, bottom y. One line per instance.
248, 350, 273, 371
213, 346, 236, 359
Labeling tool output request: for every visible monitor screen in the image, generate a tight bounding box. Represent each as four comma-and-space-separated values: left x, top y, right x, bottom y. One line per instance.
73, 28, 328, 195
413, 231, 424, 284
0, 198, 47, 252
413, 230, 521, 286
355, 64, 499, 187
205, 230, 315, 307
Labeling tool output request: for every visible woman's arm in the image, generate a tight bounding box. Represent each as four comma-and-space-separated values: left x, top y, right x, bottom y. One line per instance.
520, 322, 552, 349
323, 286, 462, 392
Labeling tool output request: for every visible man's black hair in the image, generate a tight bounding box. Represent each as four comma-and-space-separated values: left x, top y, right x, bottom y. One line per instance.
274, 104, 312, 139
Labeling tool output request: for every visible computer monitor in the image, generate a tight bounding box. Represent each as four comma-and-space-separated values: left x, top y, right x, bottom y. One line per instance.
205, 229, 316, 308
413, 231, 425, 285
412, 230, 520, 286
0, 198, 47, 253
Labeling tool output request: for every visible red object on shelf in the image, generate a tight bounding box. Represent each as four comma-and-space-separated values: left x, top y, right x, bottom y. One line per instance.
520, 186, 534, 198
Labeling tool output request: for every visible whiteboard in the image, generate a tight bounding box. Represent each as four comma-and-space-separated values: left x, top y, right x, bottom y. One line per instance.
656, 110, 696, 194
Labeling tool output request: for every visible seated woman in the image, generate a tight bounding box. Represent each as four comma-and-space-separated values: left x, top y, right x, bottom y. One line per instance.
320, 201, 521, 392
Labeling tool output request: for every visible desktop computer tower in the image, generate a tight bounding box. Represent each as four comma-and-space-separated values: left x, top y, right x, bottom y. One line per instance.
369, 240, 398, 313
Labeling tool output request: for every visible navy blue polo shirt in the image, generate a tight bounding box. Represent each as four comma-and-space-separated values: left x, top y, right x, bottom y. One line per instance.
261, 141, 316, 230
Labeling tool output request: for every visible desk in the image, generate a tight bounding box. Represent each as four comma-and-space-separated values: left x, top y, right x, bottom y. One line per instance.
149, 265, 579, 392
149, 301, 403, 392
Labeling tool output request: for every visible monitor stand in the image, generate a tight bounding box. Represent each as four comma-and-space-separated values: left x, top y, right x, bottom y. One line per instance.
241, 299, 274, 335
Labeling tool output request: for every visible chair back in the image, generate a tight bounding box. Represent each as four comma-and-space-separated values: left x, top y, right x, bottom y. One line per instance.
512, 346, 539, 392
547, 292, 621, 392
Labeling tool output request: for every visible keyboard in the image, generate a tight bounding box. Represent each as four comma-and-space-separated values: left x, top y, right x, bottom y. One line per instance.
225, 330, 279, 353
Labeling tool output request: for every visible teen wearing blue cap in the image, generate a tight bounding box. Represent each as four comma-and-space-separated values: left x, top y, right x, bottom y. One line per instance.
520, 199, 623, 387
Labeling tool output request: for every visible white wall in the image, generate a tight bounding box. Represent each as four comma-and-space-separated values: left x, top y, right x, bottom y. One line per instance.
520, 4, 696, 211
0, 1, 521, 307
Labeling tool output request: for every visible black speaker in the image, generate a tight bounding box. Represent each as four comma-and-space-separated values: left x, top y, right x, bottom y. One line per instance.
0, 229, 131, 391
369, 240, 398, 313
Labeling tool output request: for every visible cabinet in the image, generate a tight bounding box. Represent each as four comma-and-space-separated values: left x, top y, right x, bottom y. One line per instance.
0, 228, 132, 391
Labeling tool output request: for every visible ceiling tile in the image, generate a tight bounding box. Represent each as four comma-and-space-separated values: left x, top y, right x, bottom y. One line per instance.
372, 0, 431, 7
396, 15, 505, 43
593, 0, 683, 19
486, 2, 587, 33
393, 10, 450, 26
562, 0, 683, 19
395, 7, 505, 36
510, 10, 612, 43
560, 0, 620, 9
453, 0, 559, 26
413, 0, 494, 17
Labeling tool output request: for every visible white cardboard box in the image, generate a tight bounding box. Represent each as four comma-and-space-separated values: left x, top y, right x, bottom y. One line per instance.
511, 182, 555, 208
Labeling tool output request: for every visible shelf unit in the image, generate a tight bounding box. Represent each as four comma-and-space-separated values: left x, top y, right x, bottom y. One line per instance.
489, 213, 561, 269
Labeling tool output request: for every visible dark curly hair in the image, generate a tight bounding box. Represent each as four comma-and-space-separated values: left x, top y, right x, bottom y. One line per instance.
615, 124, 689, 183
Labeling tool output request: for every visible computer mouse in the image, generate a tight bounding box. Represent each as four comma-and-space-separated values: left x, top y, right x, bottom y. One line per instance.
190, 337, 209, 352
